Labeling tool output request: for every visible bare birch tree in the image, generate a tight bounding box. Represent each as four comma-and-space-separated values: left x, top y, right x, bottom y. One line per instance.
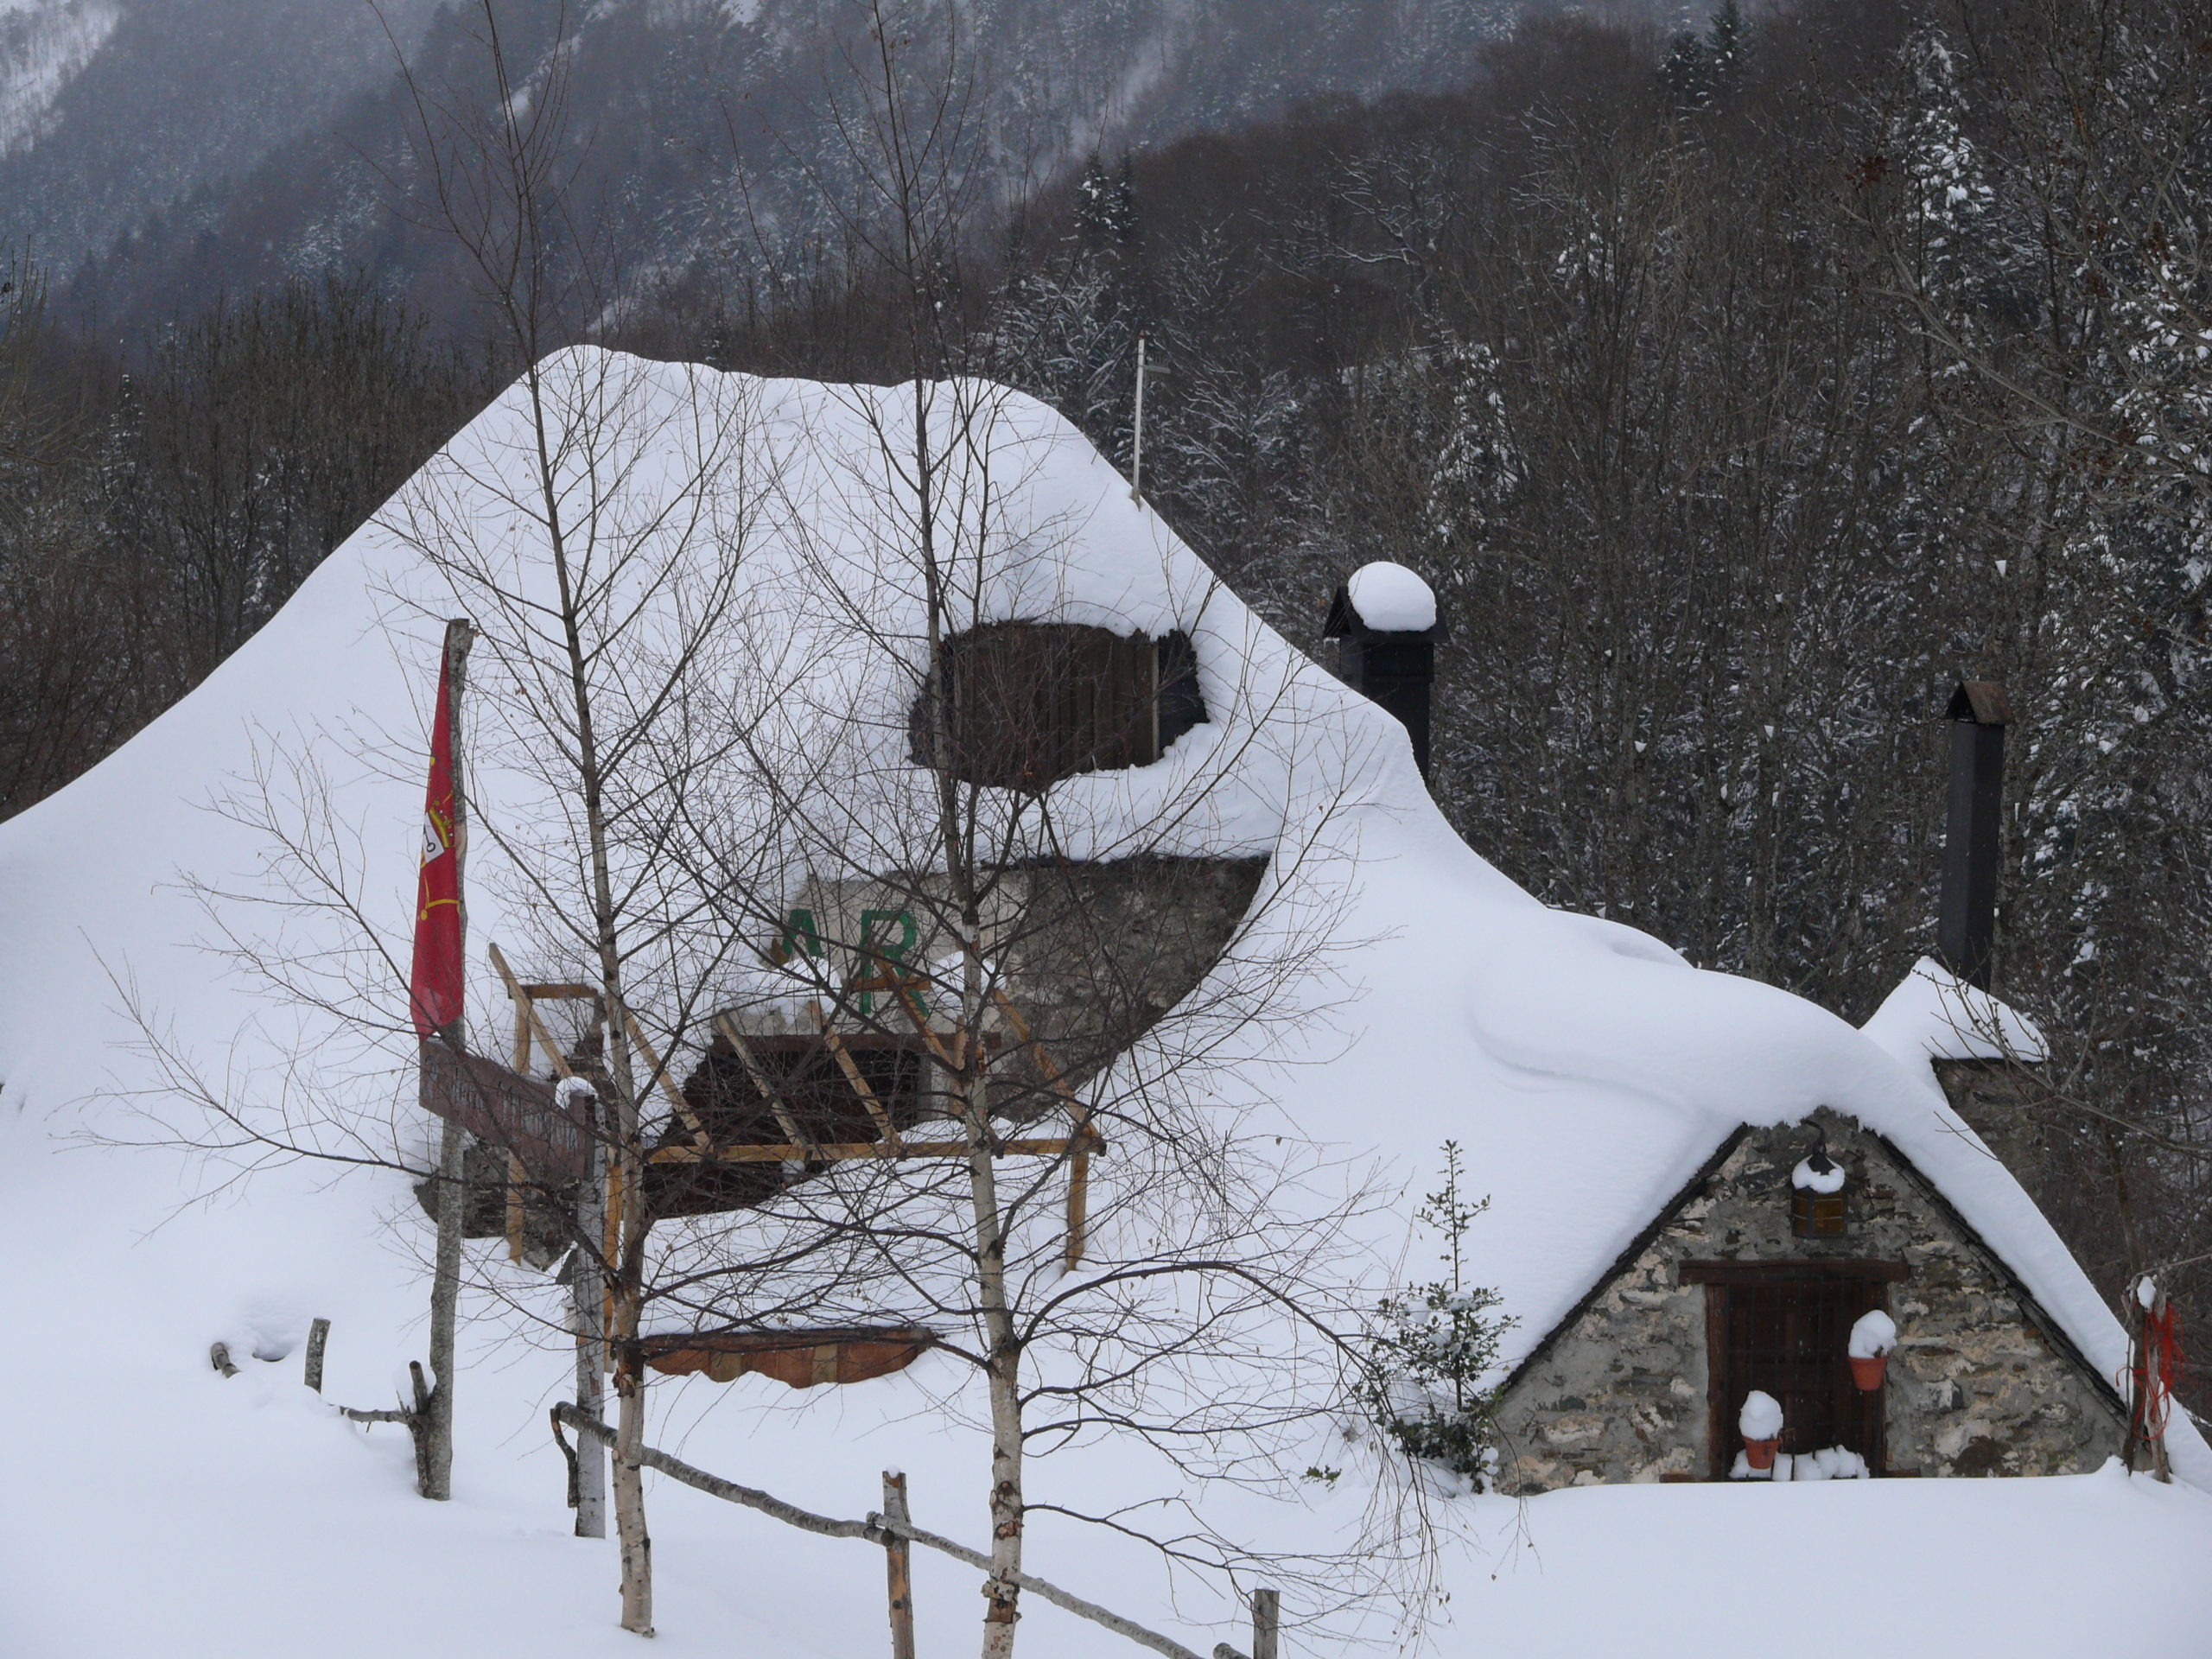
624, 10, 1426, 1651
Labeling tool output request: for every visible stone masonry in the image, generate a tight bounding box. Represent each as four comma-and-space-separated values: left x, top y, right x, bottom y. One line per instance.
1491, 1107, 2126, 1491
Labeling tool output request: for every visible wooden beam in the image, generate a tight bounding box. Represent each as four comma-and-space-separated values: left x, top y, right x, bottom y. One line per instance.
486, 942, 576, 1080
712, 1012, 817, 1165
877, 971, 959, 1071
1064, 1148, 1091, 1274
1677, 1258, 1910, 1284
646, 1134, 1100, 1166
511, 989, 531, 1074
623, 1009, 711, 1150
522, 982, 601, 1000
810, 1000, 902, 1154
505, 1151, 527, 1262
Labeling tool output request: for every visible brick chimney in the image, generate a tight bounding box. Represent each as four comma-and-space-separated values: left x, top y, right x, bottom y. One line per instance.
1325, 563, 1442, 781
1936, 681, 2010, 989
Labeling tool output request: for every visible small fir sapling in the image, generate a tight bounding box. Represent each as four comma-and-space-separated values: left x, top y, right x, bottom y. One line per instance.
1366, 1141, 1512, 1484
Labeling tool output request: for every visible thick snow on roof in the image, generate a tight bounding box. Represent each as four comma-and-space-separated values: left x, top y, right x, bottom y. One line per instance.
0, 350, 2206, 1656
1863, 956, 2050, 1065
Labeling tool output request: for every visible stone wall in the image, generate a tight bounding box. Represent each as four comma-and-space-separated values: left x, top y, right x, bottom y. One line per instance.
728, 857, 1268, 1100
1491, 1108, 2125, 1491
1932, 1058, 2050, 1200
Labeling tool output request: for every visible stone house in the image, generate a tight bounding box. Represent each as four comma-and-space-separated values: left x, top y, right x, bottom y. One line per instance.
1490, 1093, 2129, 1489
1490, 684, 2141, 1489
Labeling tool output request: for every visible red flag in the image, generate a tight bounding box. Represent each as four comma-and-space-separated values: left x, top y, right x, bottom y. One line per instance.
410, 648, 464, 1039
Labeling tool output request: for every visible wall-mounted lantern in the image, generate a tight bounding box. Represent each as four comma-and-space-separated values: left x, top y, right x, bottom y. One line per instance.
1789, 1126, 1848, 1237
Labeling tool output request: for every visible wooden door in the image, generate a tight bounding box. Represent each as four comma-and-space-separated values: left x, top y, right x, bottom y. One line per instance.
1688, 1263, 1897, 1478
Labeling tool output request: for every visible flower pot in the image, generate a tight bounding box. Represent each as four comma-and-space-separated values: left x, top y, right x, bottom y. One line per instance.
1850, 1355, 1888, 1391
1743, 1436, 1779, 1471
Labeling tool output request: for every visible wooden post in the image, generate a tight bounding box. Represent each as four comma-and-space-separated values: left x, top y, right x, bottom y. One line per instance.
985, 988, 1095, 1272
409, 1358, 437, 1496
1065, 1147, 1091, 1274
883, 1470, 916, 1659
2123, 1282, 2177, 1486
2124, 1282, 2145, 1475
1250, 1587, 1279, 1659
505, 1152, 528, 1262
506, 981, 533, 1264
2144, 1278, 2174, 1484
423, 617, 475, 1503
303, 1318, 330, 1394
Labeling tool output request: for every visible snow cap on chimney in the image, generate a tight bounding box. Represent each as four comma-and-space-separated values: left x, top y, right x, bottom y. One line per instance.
1337, 561, 1438, 634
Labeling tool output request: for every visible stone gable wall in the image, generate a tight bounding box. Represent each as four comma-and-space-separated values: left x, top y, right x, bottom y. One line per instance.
1491, 1108, 2125, 1491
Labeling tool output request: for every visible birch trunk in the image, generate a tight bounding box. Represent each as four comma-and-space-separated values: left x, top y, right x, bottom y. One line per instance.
572, 1099, 608, 1539
969, 1100, 1025, 1657
519, 355, 652, 1631
957, 918, 1023, 1658
613, 1351, 654, 1630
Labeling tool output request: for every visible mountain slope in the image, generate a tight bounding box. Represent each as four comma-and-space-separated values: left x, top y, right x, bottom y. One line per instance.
0, 0, 442, 266
29, 0, 1596, 327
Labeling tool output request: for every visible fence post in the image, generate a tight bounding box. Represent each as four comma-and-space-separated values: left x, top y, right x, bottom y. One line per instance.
884, 1471, 916, 1659
303, 1318, 331, 1394
1251, 1587, 1279, 1659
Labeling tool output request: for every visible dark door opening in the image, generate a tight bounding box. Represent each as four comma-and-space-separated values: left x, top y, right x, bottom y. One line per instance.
1683, 1261, 1904, 1478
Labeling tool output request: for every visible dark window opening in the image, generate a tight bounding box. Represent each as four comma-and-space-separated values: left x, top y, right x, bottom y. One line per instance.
1685, 1262, 1900, 1478
911, 621, 1205, 790
684, 1033, 930, 1145
645, 1033, 933, 1219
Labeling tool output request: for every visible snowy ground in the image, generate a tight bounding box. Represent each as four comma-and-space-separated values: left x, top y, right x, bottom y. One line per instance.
8, 1299, 2207, 1659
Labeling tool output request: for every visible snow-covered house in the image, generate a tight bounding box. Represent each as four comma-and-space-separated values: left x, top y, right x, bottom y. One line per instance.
1484, 993, 2123, 1489
1319, 593, 2151, 1489
2, 351, 2207, 1659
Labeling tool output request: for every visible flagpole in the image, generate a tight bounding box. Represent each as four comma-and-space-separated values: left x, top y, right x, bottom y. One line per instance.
423, 618, 474, 1502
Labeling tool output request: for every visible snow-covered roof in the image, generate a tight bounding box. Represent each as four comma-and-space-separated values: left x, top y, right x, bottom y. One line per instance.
1862, 956, 2050, 1065
1, 351, 2204, 1657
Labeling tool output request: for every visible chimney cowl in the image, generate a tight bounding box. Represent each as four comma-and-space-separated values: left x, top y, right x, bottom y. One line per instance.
1947, 682, 2012, 726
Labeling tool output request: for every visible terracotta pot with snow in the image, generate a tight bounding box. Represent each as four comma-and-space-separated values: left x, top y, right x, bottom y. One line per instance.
1738, 1389, 1783, 1471
1848, 1309, 1898, 1391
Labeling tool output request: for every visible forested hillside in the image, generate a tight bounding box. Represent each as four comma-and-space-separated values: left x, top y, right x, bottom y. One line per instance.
22, 0, 1573, 326
2, 0, 2206, 1414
